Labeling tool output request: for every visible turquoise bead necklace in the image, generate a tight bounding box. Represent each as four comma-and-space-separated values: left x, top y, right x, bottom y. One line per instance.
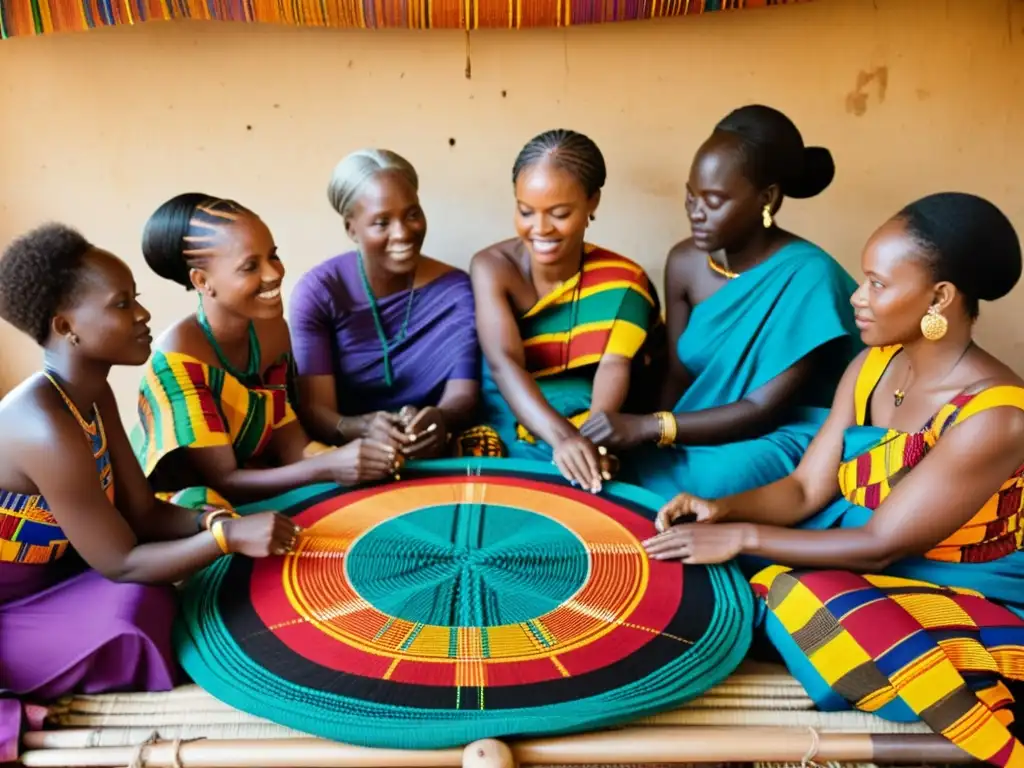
357, 254, 416, 388
197, 298, 261, 383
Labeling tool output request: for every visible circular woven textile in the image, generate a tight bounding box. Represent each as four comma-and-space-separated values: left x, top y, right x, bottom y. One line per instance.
175, 458, 753, 748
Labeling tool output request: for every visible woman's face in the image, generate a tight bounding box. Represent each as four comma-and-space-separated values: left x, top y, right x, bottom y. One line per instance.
514, 160, 599, 268
345, 170, 426, 279
850, 218, 939, 347
685, 132, 767, 254
60, 249, 153, 366
192, 214, 286, 321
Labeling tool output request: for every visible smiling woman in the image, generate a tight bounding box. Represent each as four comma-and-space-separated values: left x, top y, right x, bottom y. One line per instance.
465, 130, 665, 491
131, 194, 402, 513
288, 149, 480, 462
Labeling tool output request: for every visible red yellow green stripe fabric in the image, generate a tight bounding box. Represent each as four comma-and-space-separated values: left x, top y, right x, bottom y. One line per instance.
0, 0, 807, 38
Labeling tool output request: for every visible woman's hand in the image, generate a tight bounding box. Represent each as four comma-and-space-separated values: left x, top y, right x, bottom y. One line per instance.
580, 411, 659, 451
553, 434, 603, 493
323, 439, 399, 485
654, 492, 726, 531
402, 406, 447, 459
356, 411, 410, 450
643, 522, 753, 565
223, 512, 299, 558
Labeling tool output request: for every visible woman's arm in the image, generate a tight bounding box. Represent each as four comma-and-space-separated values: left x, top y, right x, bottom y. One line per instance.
659, 243, 696, 409
471, 250, 575, 447
96, 385, 204, 541
650, 405, 1024, 571
21, 409, 290, 583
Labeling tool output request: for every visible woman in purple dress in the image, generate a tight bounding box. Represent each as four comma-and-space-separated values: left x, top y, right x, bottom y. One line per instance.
290, 149, 480, 459
0, 225, 296, 761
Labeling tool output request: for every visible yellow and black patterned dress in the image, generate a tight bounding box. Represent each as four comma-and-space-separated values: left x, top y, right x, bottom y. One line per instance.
753, 345, 1024, 767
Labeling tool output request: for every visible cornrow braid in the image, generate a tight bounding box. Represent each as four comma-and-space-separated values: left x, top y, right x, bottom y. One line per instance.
142, 194, 253, 290
512, 129, 607, 198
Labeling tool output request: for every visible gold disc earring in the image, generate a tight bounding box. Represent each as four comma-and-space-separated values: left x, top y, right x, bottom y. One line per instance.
920, 305, 948, 341
762, 204, 773, 229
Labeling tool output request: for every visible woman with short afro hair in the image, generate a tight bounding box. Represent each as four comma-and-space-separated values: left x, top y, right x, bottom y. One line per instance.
0, 223, 294, 761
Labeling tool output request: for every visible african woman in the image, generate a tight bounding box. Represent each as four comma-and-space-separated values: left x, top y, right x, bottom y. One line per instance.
132, 194, 399, 510
290, 149, 479, 459
467, 129, 663, 492
646, 193, 1024, 767
583, 106, 861, 500
0, 225, 295, 760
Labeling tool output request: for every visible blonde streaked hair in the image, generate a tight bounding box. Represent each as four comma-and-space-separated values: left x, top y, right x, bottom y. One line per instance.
327, 149, 419, 220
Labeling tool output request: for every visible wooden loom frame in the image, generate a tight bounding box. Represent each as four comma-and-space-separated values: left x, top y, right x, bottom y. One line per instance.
18, 665, 972, 767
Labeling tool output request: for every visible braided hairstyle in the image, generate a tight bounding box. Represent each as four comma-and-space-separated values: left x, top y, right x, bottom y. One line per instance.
142, 194, 253, 290
0, 223, 95, 345
897, 192, 1021, 319
714, 105, 834, 202
512, 129, 607, 198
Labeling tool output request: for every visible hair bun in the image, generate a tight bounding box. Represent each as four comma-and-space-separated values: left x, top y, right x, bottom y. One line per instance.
784, 146, 835, 199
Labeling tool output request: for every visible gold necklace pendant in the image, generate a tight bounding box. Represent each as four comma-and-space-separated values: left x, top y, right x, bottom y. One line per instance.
893, 389, 905, 407
706, 254, 738, 280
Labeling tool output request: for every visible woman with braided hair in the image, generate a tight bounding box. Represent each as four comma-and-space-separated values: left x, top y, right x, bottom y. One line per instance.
465, 129, 664, 492
132, 194, 399, 511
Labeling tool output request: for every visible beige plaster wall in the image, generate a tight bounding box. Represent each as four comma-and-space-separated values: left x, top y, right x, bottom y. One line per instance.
1, 0, 1022, 420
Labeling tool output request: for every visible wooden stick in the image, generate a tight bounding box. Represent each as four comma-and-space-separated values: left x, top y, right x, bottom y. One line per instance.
18, 727, 973, 767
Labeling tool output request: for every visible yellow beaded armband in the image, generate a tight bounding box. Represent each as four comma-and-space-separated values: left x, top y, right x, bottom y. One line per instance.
655, 412, 677, 447
211, 520, 232, 555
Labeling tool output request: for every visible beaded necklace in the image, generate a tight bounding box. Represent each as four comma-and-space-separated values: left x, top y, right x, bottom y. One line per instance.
357, 254, 416, 388
197, 301, 261, 383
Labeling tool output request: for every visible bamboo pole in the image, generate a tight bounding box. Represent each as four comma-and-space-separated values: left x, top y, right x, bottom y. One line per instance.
17, 727, 973, 767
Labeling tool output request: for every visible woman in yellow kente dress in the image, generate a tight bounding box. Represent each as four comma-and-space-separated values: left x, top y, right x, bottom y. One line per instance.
467, 130, 664, 492
645, 192, 1024, 768
132, 194, 400, 512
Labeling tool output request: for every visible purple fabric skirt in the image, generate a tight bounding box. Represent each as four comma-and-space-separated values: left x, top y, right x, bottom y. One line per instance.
0, 559, 178, 761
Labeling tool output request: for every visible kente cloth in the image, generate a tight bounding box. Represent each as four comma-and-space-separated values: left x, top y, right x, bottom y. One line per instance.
0, 385, 176, 761
0, 390, 112, 565
627, 241, 861, 501
0, 0, 808, 38
289, 252, 479, 415
471, 245, 662, 461
131, 349, 298, 489
750, 345, 1024, 768
174, 458, 753, 748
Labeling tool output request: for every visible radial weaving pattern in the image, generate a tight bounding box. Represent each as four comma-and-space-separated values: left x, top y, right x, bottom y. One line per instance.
175, 458, 753, 748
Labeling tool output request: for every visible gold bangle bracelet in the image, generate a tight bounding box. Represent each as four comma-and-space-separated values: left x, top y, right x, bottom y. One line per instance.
656, 412, 677, 447
203, 509, 236, 531
211, 520, 231, 555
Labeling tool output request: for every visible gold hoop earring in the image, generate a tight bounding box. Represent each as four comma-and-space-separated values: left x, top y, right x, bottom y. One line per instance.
920, 305, 948, 341
762, 204, 773, 229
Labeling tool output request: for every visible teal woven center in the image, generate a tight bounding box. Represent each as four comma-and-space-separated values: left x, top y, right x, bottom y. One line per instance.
345, 504, 589, 627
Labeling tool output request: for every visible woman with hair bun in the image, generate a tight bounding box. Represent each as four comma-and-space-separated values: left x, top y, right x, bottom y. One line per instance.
584, 105, 862, 500
133, 194, 399, 509
647, 192, 1024, 766
467, 129, 664, 492
289, 149, 479, 459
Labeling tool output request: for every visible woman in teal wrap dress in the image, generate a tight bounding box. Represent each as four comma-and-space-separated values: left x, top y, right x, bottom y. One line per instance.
582, 105, 862, 500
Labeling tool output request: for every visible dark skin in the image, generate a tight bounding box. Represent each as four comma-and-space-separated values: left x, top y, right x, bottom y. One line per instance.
0, 249, 296, 584
580, 131, 822, 450
296, 170, 479, 459
471, 159, 623, 492
644, 218, 1024, 570
155, 214, 398, 505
